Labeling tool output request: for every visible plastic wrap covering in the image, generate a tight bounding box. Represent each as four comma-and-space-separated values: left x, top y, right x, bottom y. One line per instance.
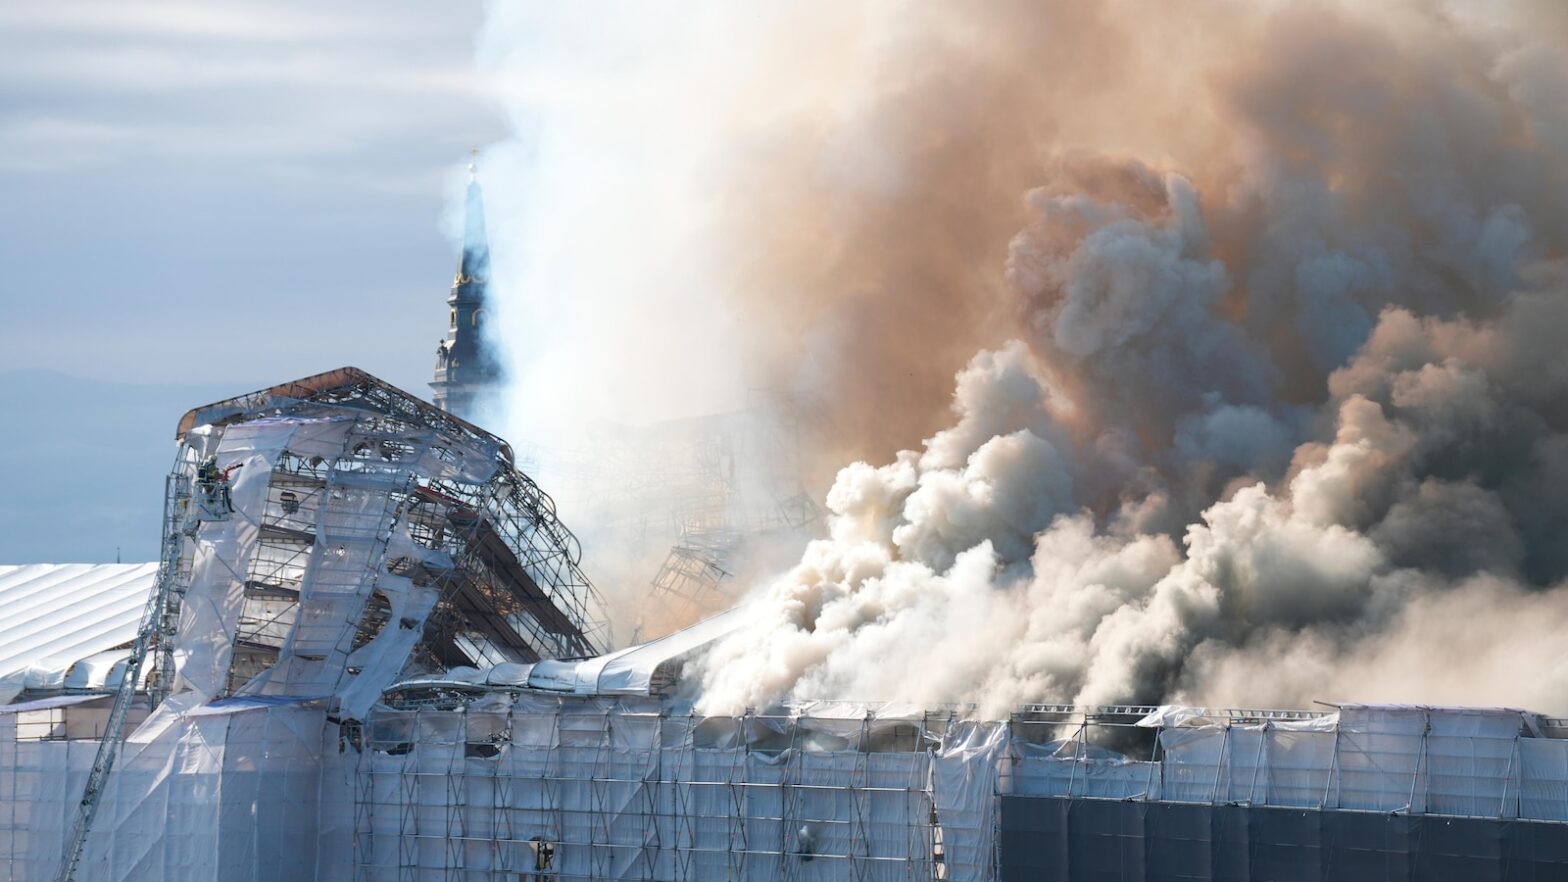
930, 721, 1006, 882
1520, 738, 1568, 821
174, 420, 298, 699
1011, 752, 1160, 800
1259, 726, 1336, 808
1157, 722, 1328, 806
353, 697, 969, 881
1009, 737, 1160, 800
14, 687, 1568, 880
0, 701, 331, 882
1334, 705, 1429, 811
155, 368, 609, 725
1010, 704, 1544, 822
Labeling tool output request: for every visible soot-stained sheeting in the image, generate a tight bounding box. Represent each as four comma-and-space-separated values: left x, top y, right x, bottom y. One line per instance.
1000, 796, 1568, 881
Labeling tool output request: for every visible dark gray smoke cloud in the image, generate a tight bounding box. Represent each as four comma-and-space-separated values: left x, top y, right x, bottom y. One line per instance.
473, 0, 1568, 712
690, 0, 1568, 715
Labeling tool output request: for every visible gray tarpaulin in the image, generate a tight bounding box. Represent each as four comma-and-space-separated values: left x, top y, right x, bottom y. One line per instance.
1000, 796, 1568, 881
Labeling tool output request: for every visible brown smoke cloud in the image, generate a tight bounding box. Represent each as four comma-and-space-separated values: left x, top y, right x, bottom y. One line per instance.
684, 0, 1568, 714
478, 0, 1568, 712
714, 0, 1568, 481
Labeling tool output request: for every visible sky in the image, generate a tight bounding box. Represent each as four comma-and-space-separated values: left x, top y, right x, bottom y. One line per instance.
0, 1, 505, 562
0, 1, 501, 391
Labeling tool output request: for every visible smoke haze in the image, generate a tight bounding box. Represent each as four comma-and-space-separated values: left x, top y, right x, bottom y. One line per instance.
476, 0, 1568, 714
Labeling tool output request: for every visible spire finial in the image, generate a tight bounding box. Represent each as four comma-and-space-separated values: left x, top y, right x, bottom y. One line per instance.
468, 146, 478, 180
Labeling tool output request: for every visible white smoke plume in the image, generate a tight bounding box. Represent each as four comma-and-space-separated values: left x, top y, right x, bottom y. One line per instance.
474, 1, 1568, 712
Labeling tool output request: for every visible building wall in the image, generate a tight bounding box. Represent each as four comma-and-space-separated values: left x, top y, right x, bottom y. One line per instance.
348, 695, 1003, 882
1000, 797, 1568, 881
0, 702, 334, 882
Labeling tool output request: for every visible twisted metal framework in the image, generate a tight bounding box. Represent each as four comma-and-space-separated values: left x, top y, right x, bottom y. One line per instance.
642, 394, 823, 636
172, 367, 608, 674
61, 367, 613, 879
175, 366, 516, 466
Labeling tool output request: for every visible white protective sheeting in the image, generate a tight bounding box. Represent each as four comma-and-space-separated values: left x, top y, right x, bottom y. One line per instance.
594, 604, 755, 694
386, 603, 761, 698
174, 419, 298, 699
931, 721, 1005, 882
173, 414, 482, 715
1520, 738, 1568, 821
1011, 739, 1161, 801
0, 563, 159, 703
354, 697, 979, 882
1030, 705, 1544, 817
0, 702, 333, 882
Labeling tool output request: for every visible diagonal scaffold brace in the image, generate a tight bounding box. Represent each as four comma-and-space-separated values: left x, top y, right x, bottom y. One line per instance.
55, 473, 191, 882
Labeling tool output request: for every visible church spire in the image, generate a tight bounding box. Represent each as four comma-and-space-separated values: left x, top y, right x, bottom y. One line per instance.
453, 148, 489, 300
431, 152, 503, 421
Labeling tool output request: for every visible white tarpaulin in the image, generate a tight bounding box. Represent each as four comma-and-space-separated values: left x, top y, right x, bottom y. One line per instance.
0, 564, 158, 704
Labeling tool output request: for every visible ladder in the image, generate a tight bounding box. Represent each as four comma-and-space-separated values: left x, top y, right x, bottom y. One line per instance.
55, 472, 191, 882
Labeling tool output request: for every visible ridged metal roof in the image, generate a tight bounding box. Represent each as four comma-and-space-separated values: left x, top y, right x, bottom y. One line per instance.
0, 563, 158, 701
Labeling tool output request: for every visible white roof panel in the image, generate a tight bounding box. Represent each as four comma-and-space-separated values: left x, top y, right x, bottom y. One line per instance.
0, 563, 159, 703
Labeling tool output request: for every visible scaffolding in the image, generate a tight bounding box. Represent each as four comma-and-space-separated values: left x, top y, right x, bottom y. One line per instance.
348, 694, 1001, 882
154, 367, 611, 708
641, 392, 823, 637
53, 367, 613, 882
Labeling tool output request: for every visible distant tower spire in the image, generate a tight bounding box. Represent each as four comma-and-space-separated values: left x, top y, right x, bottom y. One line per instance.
430, 154, 503, 421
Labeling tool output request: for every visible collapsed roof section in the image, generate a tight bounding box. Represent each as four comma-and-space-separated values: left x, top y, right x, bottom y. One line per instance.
156, 367, 610, 716
384, 601, 757, 703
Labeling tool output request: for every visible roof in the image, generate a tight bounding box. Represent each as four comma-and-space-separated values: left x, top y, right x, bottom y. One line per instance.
388, 603, 757, 698
173, 366, 512, 464
0, 563, 159, 702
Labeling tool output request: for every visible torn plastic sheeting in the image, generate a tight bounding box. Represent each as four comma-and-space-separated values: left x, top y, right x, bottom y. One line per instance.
333, 580, 440, 718
416, 436, 500, 485
255, 413, 351, 460
173, 419, 298, 700
0, 693, 110, 714
595, 603, 756, 695
933, 720, 1006, 882
385, 518, 452, 570
187, 696, 322, 717
1013, 739, 1129, 762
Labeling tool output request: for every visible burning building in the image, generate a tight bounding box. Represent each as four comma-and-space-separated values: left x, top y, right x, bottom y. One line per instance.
9, 2, 1568, 869
2, 367, 1568, 881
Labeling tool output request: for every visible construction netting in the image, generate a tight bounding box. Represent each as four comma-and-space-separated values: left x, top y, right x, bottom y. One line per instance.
7, 699, 1568, 880
0, 698, 334, 882
1012, 704, 1568, 821
350, 695, 1005, 882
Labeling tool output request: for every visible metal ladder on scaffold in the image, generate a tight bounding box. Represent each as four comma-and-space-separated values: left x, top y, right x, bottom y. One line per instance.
55, 471, 194, 882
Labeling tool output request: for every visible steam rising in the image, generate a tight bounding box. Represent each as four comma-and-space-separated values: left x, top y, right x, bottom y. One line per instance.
478, 1, 1568, 714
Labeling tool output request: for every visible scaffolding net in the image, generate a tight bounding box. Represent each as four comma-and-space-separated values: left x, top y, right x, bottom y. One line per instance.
350, 695, 1004, 882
